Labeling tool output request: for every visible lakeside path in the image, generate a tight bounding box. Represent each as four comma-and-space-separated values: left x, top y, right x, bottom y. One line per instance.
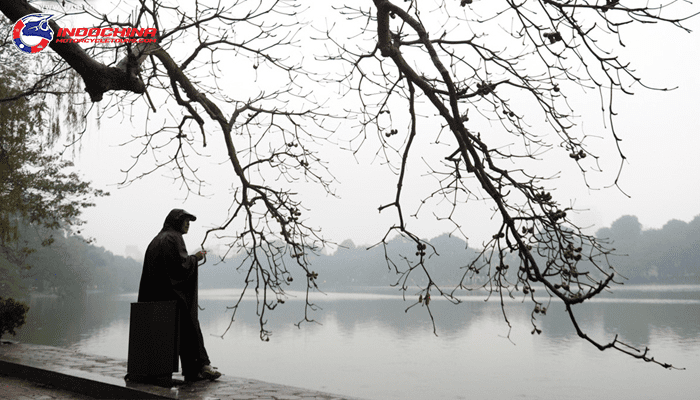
0, 342, 364, 400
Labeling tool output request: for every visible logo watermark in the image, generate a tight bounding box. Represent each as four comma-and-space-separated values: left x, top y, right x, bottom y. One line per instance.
12, 13, 158, 54
55, 27, 157, 44
12, 13, 54, 53
31, 1, 97, 13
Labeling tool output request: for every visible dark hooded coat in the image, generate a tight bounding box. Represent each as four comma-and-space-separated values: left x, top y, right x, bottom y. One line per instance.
138, 209, 199, 307
137, 209, 209, 377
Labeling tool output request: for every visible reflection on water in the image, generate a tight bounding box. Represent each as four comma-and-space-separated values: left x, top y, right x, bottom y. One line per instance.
14, 286, 700, 400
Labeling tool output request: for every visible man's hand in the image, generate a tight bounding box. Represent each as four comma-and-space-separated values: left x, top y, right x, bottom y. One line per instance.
194, 251, 206, 261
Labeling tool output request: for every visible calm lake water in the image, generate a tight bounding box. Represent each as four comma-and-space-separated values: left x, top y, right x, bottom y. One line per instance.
13, 285, 700, 400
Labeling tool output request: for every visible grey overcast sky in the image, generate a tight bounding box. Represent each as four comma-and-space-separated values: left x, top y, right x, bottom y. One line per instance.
56, 1, 700, 260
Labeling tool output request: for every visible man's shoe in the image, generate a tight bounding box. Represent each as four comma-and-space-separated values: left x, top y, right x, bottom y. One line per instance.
200, 365, 222, 381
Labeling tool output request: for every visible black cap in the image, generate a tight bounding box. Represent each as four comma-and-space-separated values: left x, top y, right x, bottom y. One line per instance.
180, 209, 197, 221
162, 209, 197, 231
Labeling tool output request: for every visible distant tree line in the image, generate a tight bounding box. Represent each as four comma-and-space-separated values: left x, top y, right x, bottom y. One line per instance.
199, 233, 475, 292
596, 215, 700, 284
0, 220, 141, 299
25, 228, 142, 297
200, 215, 700, 291
2, 213, 694, 300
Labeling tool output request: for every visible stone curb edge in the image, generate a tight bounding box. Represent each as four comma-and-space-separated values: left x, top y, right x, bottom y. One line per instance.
0, 358, 173, 399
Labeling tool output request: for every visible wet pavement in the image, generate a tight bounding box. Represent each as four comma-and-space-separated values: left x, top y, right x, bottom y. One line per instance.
0, 341, 363, 400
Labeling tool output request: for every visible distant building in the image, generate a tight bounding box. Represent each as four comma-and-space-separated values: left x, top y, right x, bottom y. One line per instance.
125, 245, 143, 261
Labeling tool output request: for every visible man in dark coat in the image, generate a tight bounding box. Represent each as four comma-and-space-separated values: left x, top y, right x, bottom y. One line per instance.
138, 208, 221, 382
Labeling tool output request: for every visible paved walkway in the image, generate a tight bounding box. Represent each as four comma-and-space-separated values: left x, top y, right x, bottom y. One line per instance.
1, 374, 96, 399
0, 341, 363, 400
